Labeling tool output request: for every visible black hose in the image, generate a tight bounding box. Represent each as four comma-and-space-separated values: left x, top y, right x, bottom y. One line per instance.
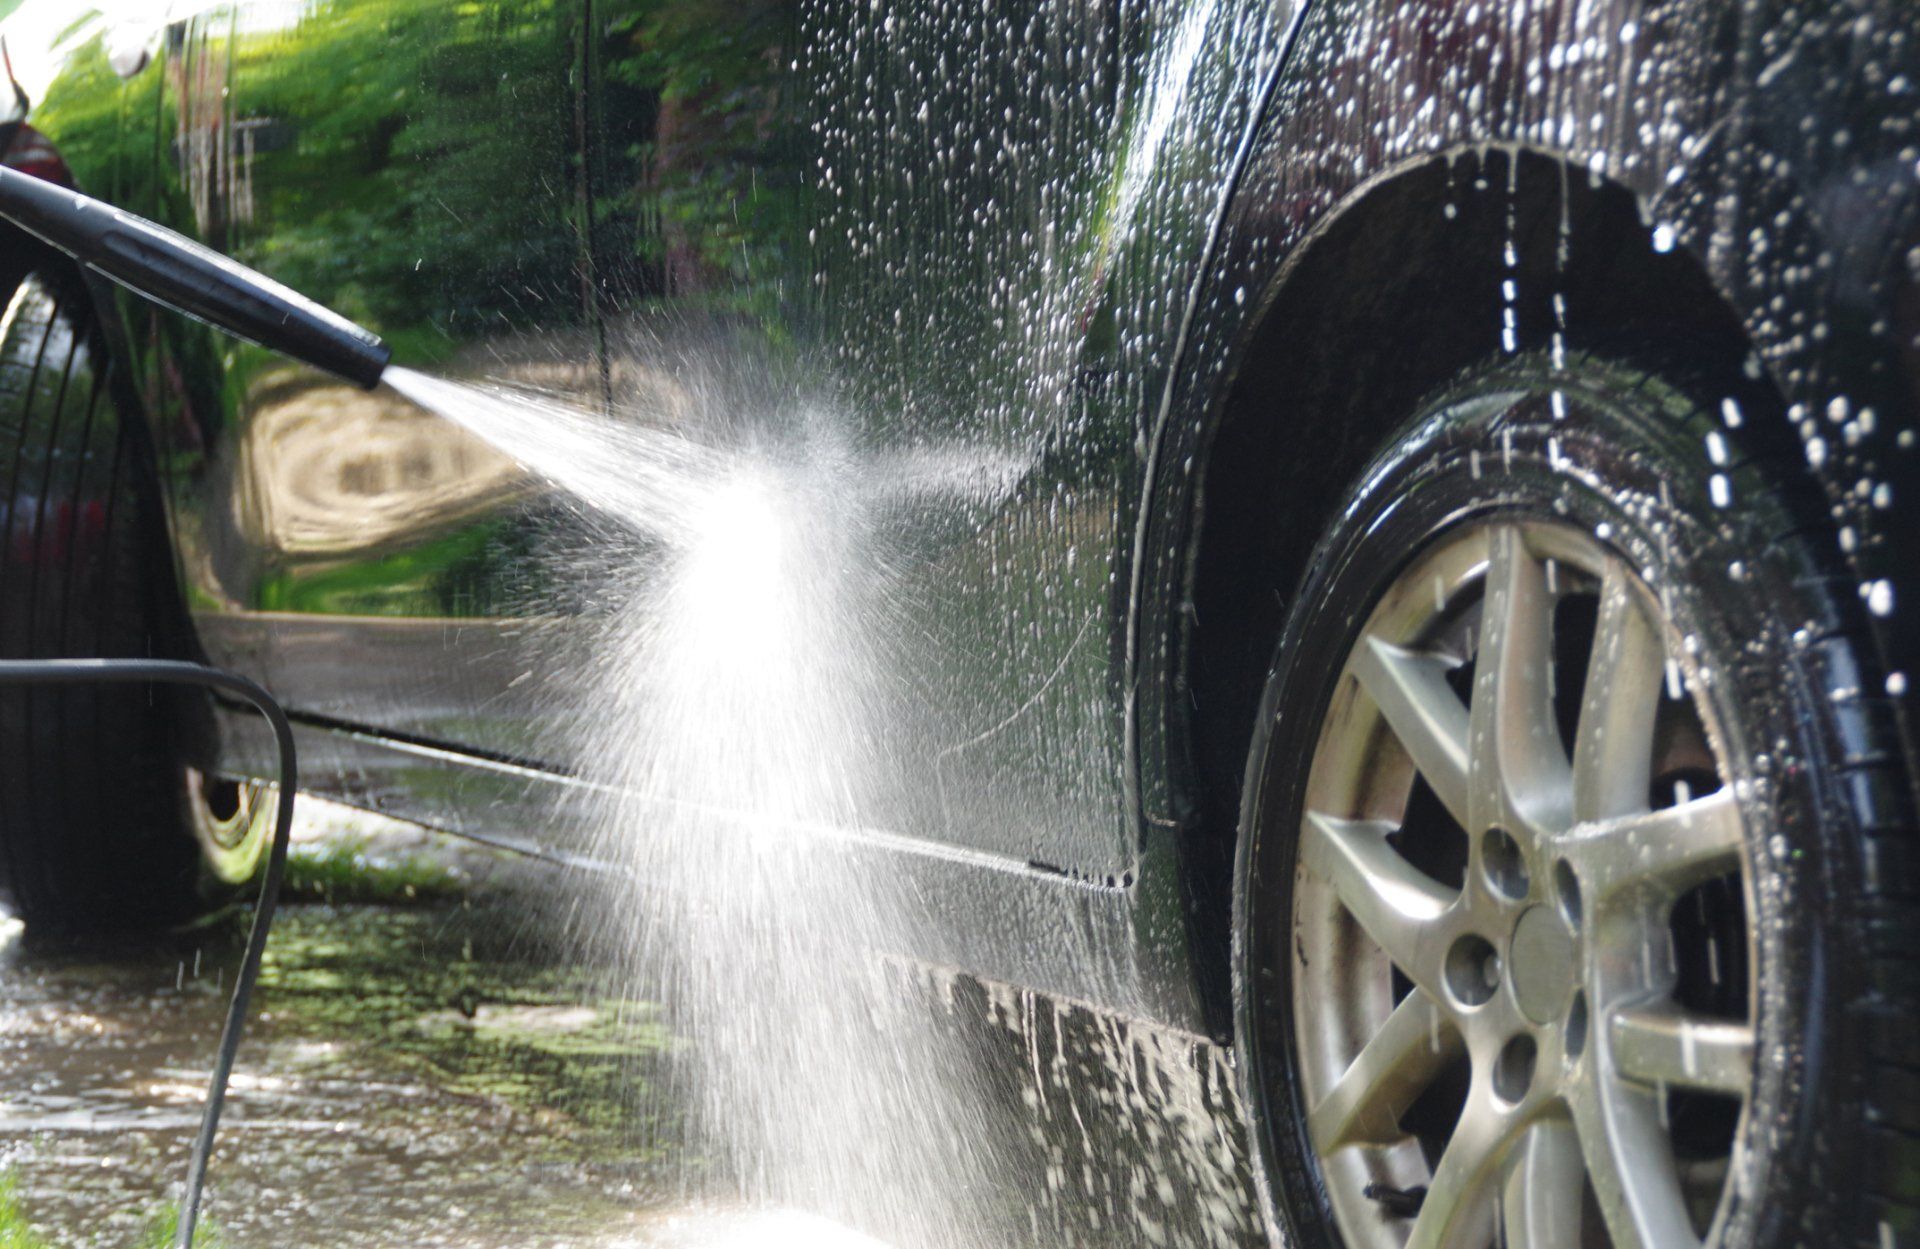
0, 658, 296, 1248
0, 167, 390, 389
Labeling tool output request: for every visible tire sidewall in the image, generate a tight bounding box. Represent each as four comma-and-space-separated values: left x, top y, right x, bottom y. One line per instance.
0, 259, 219, 927
1233, 356, 1871, 1248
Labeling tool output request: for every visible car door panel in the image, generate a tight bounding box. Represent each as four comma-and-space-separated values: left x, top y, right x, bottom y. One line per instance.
140, 0, 593, 760
34, 0, 1301, 881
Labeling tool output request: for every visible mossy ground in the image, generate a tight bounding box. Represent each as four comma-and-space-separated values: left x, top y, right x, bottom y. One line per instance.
255, 904, 676, 1146
0, 805, 688, 1245
0, 1175, 47, 1249
0, 1176, 226, 1249
136, 1205, 226, 1249
279, 835, 465, 906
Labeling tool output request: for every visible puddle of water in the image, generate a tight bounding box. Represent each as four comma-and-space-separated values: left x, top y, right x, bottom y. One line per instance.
0, 820, 693, 1248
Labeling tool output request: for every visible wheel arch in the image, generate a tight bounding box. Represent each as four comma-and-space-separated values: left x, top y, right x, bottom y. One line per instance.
1129, 0, 1920, 1041
1159, 146, 1783, 1038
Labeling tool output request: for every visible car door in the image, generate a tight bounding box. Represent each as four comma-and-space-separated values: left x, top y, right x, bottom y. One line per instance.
135, 0, 595, 765
575, 0, 1301, 874
37, 0, 1298, 880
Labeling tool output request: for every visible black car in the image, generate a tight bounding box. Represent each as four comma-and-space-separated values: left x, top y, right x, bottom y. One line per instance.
2, 1, 1917, 1246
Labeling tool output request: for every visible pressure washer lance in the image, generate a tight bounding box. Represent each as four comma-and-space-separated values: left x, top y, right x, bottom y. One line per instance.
0, 660, 297, 1249
0, 165, 390, 388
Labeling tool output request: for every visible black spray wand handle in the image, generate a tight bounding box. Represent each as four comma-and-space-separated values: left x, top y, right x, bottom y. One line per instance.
0, 165, 390, 389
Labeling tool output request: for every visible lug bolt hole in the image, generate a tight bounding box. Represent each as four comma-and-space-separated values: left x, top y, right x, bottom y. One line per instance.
1555, 859, 1583, 928
1494, 1033, 1538, 1104
1483, 826, 1529, 900
1445, 934, 1501, 1007
1566, 989, 1589, 1062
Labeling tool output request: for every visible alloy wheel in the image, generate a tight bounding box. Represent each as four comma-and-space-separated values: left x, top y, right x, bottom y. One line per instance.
185, 767, 275, 885
1292, 518, 1754, 1249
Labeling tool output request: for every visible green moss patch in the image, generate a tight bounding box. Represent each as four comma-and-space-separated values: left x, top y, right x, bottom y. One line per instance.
0, 1174, 49, 1249
281, 838, 465, 906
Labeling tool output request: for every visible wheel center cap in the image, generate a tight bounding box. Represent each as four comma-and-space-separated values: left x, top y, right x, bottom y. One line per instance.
1508, 905, 1577, 1025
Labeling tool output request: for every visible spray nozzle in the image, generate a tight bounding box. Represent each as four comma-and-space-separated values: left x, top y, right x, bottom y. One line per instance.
0, 165, 390, 389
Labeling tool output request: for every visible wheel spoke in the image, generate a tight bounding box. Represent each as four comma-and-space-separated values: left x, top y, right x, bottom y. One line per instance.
1572, 559, 1666, 823
1468, 525, 1571, 837
1351, 636, 1473, 828
1610, 1004, 1754, 1097
1501, 1119, 1585, 1249
1405, 1090, 1507, 1249
1300, 812, 1457, 981
1572, 1075, 1703, 1249
1570, 788, 1743, 901
1308, 989, 1463, 1152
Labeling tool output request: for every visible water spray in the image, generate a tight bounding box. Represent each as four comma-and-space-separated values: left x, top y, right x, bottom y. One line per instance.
0, 166, 390, 387
0, 163, 1005, 1249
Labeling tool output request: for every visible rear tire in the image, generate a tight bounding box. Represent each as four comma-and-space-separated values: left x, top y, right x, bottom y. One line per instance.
1233, 352, 1920, 1248
0, 255, 269, 931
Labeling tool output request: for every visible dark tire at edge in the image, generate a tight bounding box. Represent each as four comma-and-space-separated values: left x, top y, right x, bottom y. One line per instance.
0, 251, 214, 931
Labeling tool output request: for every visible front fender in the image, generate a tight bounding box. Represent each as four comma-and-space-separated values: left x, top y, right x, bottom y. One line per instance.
1135, 0, 1920, 832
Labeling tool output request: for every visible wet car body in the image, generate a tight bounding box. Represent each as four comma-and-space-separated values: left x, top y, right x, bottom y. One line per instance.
6, 0, 1915, 1056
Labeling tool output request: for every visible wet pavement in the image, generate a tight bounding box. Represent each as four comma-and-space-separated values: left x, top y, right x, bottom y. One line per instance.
0, 802, 1265, 1249
0, 803, 720, 1248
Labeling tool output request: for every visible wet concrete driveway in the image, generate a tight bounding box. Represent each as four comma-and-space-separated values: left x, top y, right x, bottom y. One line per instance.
0, 806, 722, 1248
0, 804, 1265, 1249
